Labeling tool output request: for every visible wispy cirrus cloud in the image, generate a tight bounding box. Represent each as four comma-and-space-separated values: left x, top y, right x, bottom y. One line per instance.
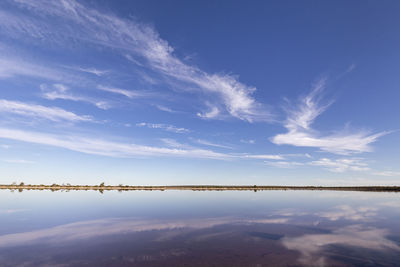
0, 56, 60, 80
250, 153, 312, 165
74, 67, 109, 77
0, 50, 94, 86
197, 105, 220, 119
97, 85, 149, 99
0, 99, 93, 122
264, 160, 304, 168
160, 138, 187, 148
136, 122, 190, 134
0, 128, 288, 162
0, 128, 228, 160
262, 155, 371, 173
0, 0, 272, 122
240, 139, 255, 144
309, 157, 370, 173
271, 78, 387, 154
190, 138, 234, 150
154, 105, 176, 113
243, 154, 284, 160
40, 84, 111, 110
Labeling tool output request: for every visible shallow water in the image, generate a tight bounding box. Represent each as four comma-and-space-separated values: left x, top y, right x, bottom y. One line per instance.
0, 190, 399, 266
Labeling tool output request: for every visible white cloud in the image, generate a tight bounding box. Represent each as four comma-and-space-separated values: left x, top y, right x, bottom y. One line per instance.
136, 122, 190, 134
125, 54, 144, 67
0, 54, 92, 87
160, 138, 186, 148
264, 160, 304, 168
191, 138, 233, 150
0, 56, 60, 80
40, 84, 82, 101
97, 85, 149, 99
74, 67, 109, 76
271, 78, 387, 154
94, 101, 112, 110
309, 157, 370, 172
264, 154, 371, 171
282, 225, 400, 267
240, 139, 255, 144
155, 105, 176, 113
0, 128, 294, 162
0, 99, 93, 122
244, 153, 311, 165
0, 128, 229, 160
40, 84, 112, 110
0, 0, 272, 122
197, 106, 220, 119
243, 154, 284, 160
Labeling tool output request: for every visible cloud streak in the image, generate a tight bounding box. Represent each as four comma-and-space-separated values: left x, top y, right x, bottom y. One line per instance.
0, 128, 229, 160
243, 154, 284, 160
40, 84, 111, 110
74, 67, 109, 76
136, 122, 190, 134
264, 160, 304, 168
0, 56, 61, 80
0, 128, 288, 162
271, 78, 387, 154
0, 99, 93, 122
98, 85, 149, 99
309, 158, 370, 173
191, 138, 234, 150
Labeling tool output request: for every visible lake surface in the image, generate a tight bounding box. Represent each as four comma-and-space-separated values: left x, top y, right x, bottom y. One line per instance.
0, 190, 399, 266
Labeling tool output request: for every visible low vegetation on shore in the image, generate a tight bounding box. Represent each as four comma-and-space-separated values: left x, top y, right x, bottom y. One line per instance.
1, 183, 399, 193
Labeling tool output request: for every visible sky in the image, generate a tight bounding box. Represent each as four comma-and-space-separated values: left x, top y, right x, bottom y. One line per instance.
0, 0, 399, 186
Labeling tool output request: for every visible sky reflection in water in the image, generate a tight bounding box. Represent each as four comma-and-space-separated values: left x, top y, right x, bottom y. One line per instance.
0, 190, 399, 266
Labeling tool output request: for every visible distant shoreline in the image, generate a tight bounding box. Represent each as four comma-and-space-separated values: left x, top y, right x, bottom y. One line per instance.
1, 184, 399, 192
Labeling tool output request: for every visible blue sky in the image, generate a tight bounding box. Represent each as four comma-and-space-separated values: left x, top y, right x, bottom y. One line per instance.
0, 0, 399, 185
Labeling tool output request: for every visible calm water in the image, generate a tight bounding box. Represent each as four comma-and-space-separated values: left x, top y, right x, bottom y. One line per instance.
0, 190, 399, 266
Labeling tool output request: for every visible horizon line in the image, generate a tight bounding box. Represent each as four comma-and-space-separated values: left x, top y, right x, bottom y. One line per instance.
1, 184, 399, 193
